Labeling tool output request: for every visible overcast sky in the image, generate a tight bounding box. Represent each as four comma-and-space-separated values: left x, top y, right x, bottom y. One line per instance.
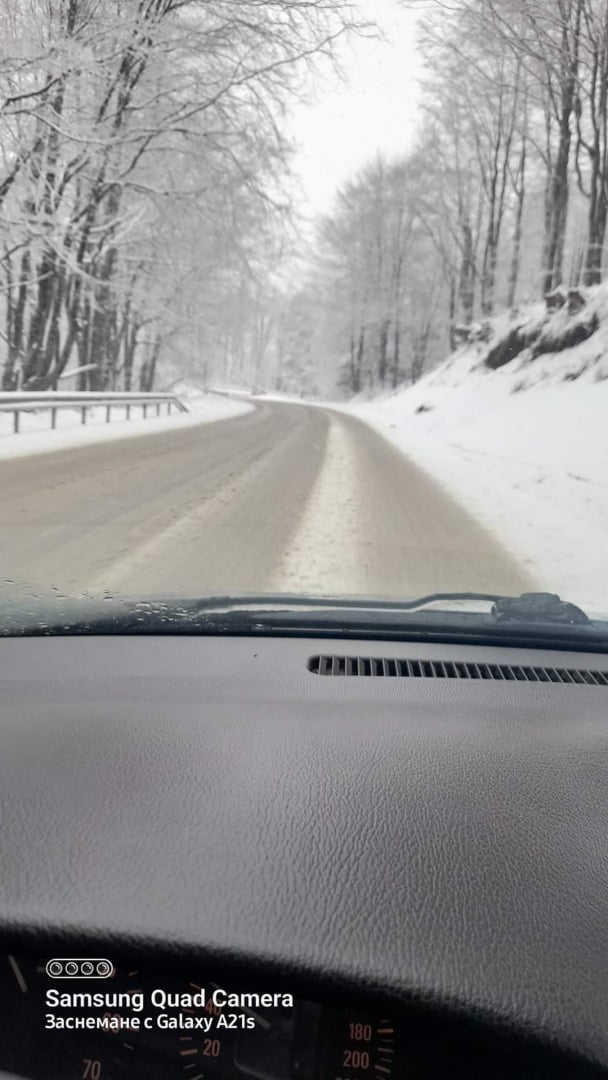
289, 0, 423, 220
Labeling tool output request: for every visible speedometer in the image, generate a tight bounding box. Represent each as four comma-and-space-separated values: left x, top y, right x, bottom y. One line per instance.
176, 980, 238, 1074
318, 1010, 399, 1080
168, 977, 401, 1079
174, 978, 301, 1077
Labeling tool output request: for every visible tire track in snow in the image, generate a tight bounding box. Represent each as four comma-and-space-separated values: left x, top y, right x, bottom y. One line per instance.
271, 414, 372, 596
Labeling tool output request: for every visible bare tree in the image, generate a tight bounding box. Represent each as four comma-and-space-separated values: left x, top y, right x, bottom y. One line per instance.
0, 0, 355, 391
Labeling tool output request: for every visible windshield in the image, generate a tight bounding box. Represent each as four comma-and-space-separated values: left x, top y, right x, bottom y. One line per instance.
0, 0, 606, 635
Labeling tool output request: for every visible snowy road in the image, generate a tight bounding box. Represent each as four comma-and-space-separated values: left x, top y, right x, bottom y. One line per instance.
1, 400, 533, 599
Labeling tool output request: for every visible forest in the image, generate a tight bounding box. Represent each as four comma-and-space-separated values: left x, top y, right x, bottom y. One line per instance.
277, 0, 608, 397
2, 0, 608, 396
0, 0, 352, 392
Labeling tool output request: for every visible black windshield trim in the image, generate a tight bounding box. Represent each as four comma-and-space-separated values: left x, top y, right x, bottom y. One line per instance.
3, 610, 608, 655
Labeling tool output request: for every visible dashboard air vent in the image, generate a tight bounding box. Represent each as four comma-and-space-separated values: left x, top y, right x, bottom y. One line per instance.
308, 656, 608, 685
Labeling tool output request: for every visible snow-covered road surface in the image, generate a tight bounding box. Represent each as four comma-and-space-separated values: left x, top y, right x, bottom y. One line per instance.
1, 400, 533, 600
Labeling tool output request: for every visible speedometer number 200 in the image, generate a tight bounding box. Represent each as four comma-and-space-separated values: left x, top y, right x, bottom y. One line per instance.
343, 1050, 371, 1068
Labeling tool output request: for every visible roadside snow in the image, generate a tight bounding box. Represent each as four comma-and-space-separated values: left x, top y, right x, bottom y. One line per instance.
272, 414, 365, 594
252, 391, 313, 405
0, 388, 254, 461
343, 319, 608, 615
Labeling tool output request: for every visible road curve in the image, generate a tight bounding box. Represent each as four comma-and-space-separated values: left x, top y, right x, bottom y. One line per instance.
1, 400, 533, 599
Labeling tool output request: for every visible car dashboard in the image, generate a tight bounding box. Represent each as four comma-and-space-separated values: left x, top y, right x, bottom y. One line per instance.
1, 954, 394, 1080
0, 952, 529, 1079
0, 634, 607, 1079
3, 950, 602, 1080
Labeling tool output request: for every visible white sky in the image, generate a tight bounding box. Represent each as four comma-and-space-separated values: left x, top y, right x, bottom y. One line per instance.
289, 0, 424, 220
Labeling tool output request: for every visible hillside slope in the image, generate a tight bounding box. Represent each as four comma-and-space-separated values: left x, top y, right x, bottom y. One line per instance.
346, 287, 608, 614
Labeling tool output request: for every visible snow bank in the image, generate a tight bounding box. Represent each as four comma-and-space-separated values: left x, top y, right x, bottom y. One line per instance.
345, 288, 608, 615
0, 386, 254, 461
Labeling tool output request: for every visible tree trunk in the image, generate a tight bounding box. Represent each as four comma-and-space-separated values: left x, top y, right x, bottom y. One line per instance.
448, 273, 457, 352
378, 318, 390, 386
139, 338, 161, 391
348, 333, 356, 394
77, 295, 93, 389
4, 250, 31, 389
459, 222, 475, 325
481, 233, 498, 318
123, 324, 138, 391
584, 198, 607, 285
3, 250, 29, 389
507, 140, 527, 310
392, 323, 401, 389
542, 1, 582, 294
353, 327, 364, 395
544, 116, 573, 293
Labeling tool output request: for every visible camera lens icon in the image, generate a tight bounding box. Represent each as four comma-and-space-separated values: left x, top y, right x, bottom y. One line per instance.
46, 958, 114, 978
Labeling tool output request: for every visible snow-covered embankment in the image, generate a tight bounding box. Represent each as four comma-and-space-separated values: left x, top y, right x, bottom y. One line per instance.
346, 288, 608, 613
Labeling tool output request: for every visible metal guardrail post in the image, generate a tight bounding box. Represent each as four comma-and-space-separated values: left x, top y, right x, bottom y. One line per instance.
0, 391, 188, 436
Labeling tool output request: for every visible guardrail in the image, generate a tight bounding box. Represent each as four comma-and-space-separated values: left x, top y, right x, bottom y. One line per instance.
0, 392, 189, 435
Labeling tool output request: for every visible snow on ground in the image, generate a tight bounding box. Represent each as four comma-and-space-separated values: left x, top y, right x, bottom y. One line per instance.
251, 390, 313, 405
272, 414, 365, 595
344, 292, 608, 615
0, 384, 253, 461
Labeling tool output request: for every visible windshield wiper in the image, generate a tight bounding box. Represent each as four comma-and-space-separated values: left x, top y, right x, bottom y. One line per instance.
491, 592, 590, 626
177, 590, 592, 624
0, 587, 602, 651
365, 590, 590, 625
